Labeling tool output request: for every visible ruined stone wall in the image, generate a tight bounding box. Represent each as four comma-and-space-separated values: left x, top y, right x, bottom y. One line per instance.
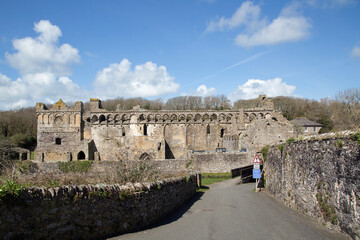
35, 97, 295, 166
0, 175, 198, 240
155, 152, 248, 173
265, 137, 360, 239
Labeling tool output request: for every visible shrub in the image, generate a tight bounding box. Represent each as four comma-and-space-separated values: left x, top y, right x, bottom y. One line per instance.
353, 131, 360, 146
335, 139, 343, 148
278, 144, 284, 152
0, 180, 25, 199
261, 145, 270, 161
286, 138, 295, 144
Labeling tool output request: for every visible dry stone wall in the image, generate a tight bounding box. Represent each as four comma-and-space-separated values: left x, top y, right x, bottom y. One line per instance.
265, 137, 360, 239
0, 175, 198, 240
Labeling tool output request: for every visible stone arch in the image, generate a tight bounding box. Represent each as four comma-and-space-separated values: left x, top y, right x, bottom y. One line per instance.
99, 115, 106, 124
75, 113, 81, 125
114, 114, 120, 124
170, 114, 177, 122
227, 114, 233, 122
249, 113, 257, 122
155, 114, 161, 122
147, 114, 154, 122
139, 152, 151, 161
122, 114, 129, 123
163, 114, 169, 122
203, 114, 210, 122
219, 113, 226, 122
258, 113, 264, 119
77, 151, 86, 160
63, 113, 69, 124
91, 115, 98, 124
138, 114, 146, 122
37, 114, 43, 124
107, 114, 113, 124
130, 114, 137, 124
178, 114, 185, 122
210, 114, 217, 122
265, 113, 271, 119
54, 116, 63, 127
186, 114, 193, 122
195, 114, 202, 122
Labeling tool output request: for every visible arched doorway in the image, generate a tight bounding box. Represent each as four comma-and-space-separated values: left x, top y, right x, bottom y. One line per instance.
77, 151, 85, 160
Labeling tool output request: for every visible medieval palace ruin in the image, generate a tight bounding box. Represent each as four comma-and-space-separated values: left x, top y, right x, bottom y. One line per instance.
34, 96, 294, 171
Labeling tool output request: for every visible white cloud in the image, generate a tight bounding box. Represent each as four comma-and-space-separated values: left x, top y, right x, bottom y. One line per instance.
206, 1, 262, 32
195, 85, 216, 97
94, 59, 180, 99
5, 20, 80, 76
206, 2, 311, 47
351, 45, 360, 57
0, 20, 84, 110
0, 72, 87, 110
229, 78, 296, 101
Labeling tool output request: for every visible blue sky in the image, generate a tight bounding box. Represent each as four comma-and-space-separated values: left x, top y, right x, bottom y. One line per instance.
0, 0, 359, 110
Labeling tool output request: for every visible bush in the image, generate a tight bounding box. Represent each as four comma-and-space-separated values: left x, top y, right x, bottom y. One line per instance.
286, 138, 295, 144
353, 131, 360, 146
261, 145, 270, 161
0, 180, 25, 199
278, 144, 284, 152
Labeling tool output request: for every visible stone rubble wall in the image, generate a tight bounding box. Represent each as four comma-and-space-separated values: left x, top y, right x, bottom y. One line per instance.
265, 137, 360, 239
155, 152, 249, 173
0, 175, 198, 240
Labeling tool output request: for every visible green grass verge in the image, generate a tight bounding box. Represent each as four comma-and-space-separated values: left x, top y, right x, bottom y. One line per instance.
198, 173, 232, 192
58, 160, 93, 173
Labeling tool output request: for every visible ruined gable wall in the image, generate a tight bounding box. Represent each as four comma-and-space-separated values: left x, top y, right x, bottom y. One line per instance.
35, 101, 84, 162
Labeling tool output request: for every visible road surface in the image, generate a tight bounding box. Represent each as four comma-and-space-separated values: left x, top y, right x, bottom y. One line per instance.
110, 178, 348, 240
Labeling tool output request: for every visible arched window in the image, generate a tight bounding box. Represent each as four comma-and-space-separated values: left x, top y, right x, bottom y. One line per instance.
220, 129, 224, 138
77, 151, 85, 160
207, 125, 210, 134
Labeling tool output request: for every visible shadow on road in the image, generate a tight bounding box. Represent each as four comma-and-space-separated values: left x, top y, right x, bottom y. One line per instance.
106, 191, 204, 239
145, 191, 204, 229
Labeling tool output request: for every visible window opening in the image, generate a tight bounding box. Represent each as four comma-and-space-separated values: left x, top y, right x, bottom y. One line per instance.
77, 151, 85, 160
207, 125, 210, 134
144, 124, 147, 136
55, 138, 61, 145
220, 129, 224, 138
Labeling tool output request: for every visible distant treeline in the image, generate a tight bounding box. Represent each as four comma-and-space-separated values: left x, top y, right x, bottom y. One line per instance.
0, 88, 359, 150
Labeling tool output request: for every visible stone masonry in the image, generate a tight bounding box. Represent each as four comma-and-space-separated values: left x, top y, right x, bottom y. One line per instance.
35, 95, 294, 171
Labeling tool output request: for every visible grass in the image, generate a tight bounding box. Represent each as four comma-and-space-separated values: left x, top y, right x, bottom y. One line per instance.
58, 160, 93, 173
198, 173, 231, 192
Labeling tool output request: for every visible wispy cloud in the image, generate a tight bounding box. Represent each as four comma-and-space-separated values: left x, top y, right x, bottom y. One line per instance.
206, 1, 312, 47
181, 50, 270, 89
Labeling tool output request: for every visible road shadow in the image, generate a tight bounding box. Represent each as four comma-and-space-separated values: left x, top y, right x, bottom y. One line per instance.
106, 191, 204, 239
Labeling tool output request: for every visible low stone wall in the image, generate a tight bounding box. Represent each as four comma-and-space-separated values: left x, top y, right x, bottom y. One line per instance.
155, 152, 249, 173
265, 137, 359, 239
0, 175, 198, 240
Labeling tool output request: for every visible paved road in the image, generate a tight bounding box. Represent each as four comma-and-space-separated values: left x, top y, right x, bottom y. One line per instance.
110, 178, 348, 240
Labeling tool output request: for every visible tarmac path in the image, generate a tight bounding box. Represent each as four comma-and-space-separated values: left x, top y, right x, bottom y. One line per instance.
110, 178, 348, 240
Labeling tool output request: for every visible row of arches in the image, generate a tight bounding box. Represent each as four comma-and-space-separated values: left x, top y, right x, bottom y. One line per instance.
244, 112, 272, 122
88, 113, 236, 125
37, 113, 81, 126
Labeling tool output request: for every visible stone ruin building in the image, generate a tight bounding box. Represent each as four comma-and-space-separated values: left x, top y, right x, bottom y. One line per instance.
34, 95, 295, 171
